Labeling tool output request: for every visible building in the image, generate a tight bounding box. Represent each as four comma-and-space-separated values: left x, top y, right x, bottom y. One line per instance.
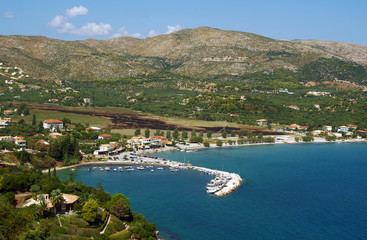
21, 193, 79, 213
3, 110, 13, 115
256, 119, 267, 126
323, 126, 332, 132
86, 127, 101, 131
49, 132, 63, 138
14, 136, 26, 148
346, 124, 358, 130
314, 104, 320, 109
98, 134, 112, 140
43, 119, 63, 132
288, 105, 299, 110
0, 136, 13, 142
337, 126, 349, 132
0, 118, 11, 128
37, 139, 50, 146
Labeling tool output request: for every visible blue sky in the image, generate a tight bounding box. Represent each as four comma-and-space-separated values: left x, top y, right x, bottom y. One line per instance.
1, 0, 366, 45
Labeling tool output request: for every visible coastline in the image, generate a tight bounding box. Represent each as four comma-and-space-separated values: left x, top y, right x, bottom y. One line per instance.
45, 137, 366, 173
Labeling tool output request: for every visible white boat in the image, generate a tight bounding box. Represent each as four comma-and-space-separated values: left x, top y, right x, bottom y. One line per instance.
105, 167, 110, 171
126, 167, 135, 172
93, 167, 97, 170
99, 167, 103, 171
157, 167, 163, 170
207, 186, 221, 194
113, 168, 117, 172
137, 166, 145, 170
151, 169, 154, 172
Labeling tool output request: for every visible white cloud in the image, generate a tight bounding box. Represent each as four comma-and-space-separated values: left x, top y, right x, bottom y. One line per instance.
111, 27, 141, 38
148, 30, 159, 37
65, 5, 88, 18
48, 6, 113, 37
4, 12, 15, 19
72, 23, 113, 36
48, 15, 67, 28
165, 24, 182, 34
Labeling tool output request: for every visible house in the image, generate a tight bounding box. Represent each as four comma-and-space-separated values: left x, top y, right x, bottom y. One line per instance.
0, 118, 11, 128
49, 132, 63, 138
230, 113, 239, 117
14, 136, 26, 148
21, 193, 79, 213
314, 104, 320, 109
86, 127, 101, 131
298, 126, 309, 131
98, 134, 112, 140
37, 139, 50, 146
3, 110, 14, 115
332, 132, 343, 138
43, 119, 63, 132
312, 130, 322, 135
323, 126, 332, 132
288, 105, 299, 110
0, 136, 13, 142
289, 124, 300, 130
337, 126, 349, 132
347, 124, 358, 130
256, 119, 267, 126
307, 91, 331, 96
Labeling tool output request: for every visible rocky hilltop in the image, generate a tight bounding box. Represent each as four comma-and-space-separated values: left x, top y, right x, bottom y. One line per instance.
0, 27, 366, 81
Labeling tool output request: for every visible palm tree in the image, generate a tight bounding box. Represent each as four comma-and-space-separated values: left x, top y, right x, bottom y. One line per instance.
49, 189, 64, 213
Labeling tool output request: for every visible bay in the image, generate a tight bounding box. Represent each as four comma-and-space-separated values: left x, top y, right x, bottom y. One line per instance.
59, 143, 367, 240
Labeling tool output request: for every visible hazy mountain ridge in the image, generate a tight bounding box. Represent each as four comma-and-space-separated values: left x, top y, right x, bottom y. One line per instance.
0, 27, 366, 82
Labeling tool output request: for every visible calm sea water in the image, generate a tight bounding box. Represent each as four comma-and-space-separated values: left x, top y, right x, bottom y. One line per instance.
59, 143, 367, 240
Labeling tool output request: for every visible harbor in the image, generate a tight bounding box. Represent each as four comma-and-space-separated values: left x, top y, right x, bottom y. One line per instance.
79, 152, 243, 197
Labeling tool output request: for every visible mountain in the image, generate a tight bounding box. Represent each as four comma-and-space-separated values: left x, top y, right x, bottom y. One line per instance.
0, 27, 366, 83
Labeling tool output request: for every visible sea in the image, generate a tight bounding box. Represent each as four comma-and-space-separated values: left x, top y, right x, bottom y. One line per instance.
58, 143, 367, 240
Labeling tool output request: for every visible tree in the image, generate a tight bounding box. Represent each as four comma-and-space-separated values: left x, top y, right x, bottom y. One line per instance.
49, 189, 64, 213
30, 185, 41, 200
166, 130, 172, 140
191, 130, 196, 137
144, 129, 150, 138
206, 130, 212, 139
173, 128, 179, 140
32, 114, 37, 125
216, 140, 223, 147
81, 199, 99, 223
106, 193, 132, 220
181, 131, 188, 139
221, 130, 227, 138
230, 130, 236, 137
134, 128, 141, 136
203, 141, 210, 147
23, 107, 30, 116
238, 130, 247, 138
38, 121, 44, 133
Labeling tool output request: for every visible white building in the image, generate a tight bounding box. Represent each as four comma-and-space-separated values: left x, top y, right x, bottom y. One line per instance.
323, 126, 332, 132
43, 119, 63, 132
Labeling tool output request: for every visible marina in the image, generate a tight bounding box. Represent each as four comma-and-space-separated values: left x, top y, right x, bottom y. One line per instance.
82, 152, 242, 196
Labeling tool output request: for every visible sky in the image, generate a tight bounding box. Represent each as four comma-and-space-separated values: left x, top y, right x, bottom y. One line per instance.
1, 0, 366, 45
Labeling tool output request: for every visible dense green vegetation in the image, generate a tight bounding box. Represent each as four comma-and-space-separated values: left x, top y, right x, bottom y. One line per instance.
0, 166, 157, 240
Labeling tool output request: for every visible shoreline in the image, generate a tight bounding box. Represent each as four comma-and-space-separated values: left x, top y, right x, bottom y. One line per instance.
44, 138, 366, 197
45, 137, 366, 173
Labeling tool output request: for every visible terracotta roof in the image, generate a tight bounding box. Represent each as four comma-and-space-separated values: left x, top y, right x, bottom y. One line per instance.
347, 124, 358, 127
99, 134, 112, 138
44, 119, 63, 124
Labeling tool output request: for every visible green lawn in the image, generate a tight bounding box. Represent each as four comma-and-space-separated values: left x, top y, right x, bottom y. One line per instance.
22, 109, 111, 128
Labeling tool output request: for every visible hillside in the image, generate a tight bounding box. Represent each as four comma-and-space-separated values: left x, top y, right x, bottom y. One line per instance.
0, 27, 366, 84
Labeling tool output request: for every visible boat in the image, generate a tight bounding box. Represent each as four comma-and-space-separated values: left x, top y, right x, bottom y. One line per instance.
118, 167, 123, 172
105, 167, 110, 171
93, 167, 97, 170
157, 167, 163, 170
151, 169, 154, 172
113, 168, 117, 172
88, 168, 92, 171
206, 186, 222, 194
126, 167, 135, 172
99, 167, 103, 171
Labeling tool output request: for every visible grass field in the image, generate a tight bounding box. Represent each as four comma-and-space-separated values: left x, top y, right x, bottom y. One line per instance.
23, 109, 111, 127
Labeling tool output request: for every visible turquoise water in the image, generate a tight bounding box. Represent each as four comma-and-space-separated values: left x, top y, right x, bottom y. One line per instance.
59, 143, 367, 240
